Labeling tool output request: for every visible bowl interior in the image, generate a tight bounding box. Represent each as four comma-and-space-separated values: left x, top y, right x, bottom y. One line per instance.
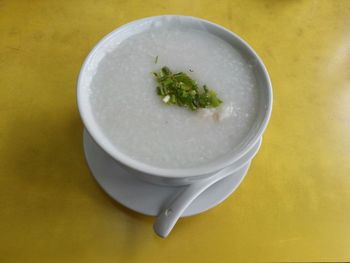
77, 15, 272, 178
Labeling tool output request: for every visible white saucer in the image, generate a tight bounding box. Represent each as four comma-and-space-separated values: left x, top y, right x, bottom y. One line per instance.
83, 129, 251, 217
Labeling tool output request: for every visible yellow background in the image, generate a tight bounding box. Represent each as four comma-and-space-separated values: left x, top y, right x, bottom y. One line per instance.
1, 1, 350, 262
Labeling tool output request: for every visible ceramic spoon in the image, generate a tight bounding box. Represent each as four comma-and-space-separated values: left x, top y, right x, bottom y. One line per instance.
153, 138, 262, 238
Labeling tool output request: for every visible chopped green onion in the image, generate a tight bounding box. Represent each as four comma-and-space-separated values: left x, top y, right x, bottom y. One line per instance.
152, 66, 223, 111
163, 95, 170, 103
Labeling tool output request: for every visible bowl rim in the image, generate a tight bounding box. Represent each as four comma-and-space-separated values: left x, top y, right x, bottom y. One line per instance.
77, 15, 273, 179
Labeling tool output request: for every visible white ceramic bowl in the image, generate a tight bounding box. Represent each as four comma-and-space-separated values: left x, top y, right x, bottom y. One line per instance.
77, 15, 272, 186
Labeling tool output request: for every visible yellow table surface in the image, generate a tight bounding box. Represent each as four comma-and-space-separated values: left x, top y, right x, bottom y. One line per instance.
1, 1, 350, 262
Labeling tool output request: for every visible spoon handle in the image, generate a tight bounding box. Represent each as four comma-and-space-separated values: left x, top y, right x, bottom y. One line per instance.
153, 138, 262, 238
153, 166, 236, 238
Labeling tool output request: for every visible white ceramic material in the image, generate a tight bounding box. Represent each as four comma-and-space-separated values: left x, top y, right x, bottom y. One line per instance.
77, 15, 272, 237
77, 15, 273, 186
154, 138, 262, 237
83, 129, 259, 216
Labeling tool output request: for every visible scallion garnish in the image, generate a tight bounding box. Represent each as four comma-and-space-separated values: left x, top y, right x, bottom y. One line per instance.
152, 66, 223, 111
